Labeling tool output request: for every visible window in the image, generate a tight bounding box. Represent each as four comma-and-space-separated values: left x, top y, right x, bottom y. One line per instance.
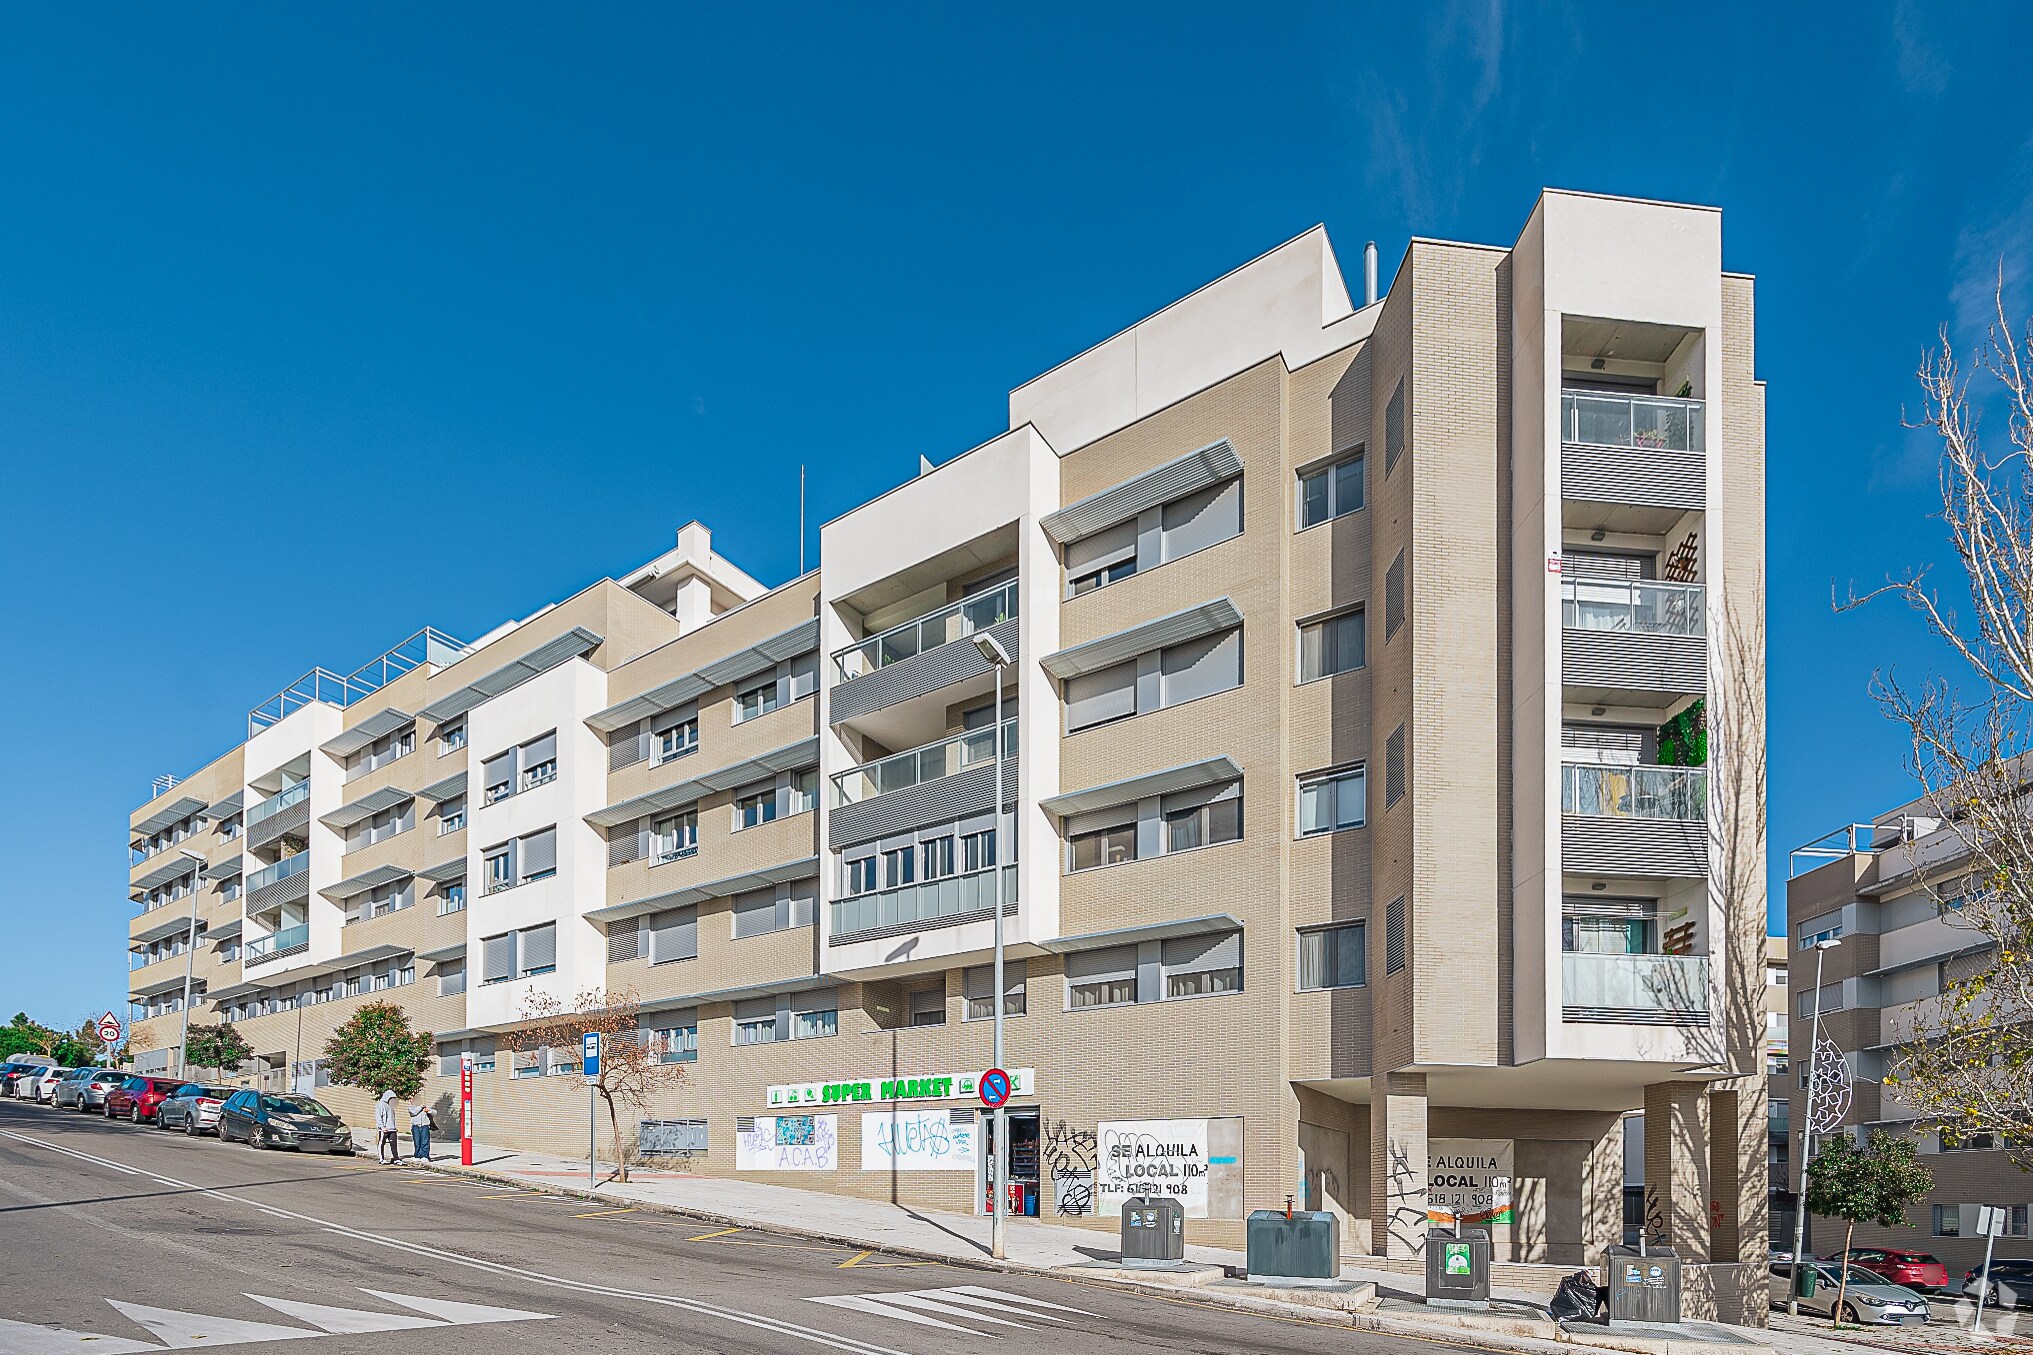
1385, 550, 1406, 640
961, 829, 997, 873
844, 856, 878, 895
1298, 609, 1366, 682
1162, 786, 1241, 854
517, 922, 556, 977
1798, 914, 1845, 949
1298, 923, 1366, 990
644, 1018, 698, 1064
963, 960, 1026, 1020
439, 720, 467, 753
1383, 379, 1405, 474
645, 906, 699, 965
732, 884, 818, 938
347, 798, 416, 851
519, 827, 557, 883
1159, 629, 1243, 708
1064, 628, 1243, 734
1159, 479, 1241, 562
1385, 897, 1406, 974
1933, 1205, 1960, 1237
1163, 931, 1242, 998
1067, 520, 1139, 597
484, 844, 515, 895
879, 845, 914, 889
735, 784, 778, 831
787, 768, 818, 816
511, 1048, 543, 1080
921, 835, 956, 881
481, 931, 517, 984
1384, 725, 1406, 809
439, 882, 466, 915
1767, 965, 1787, 987
1071, 556, 1137, 596
652, 810, 699, 863
519, 732, 558, 790
1066, 945, 1138, 1010
439, 795, 466, 834
438, 959, 466, 997
735, 676, 781, 724
653, 711, 699, 765
1069, 822, 1137, 871
1299, 765, 1366, 836
908, 987, 946, 1027
1298, 451, 1364, 528
792, 1007, 836, 1042
482, 751, 515, 805
1065, 662, 1138, 732
1766, 1050, 1788, 1077
732, 999, 778, 1045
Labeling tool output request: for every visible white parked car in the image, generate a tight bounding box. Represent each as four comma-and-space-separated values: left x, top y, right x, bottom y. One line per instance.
1769, 1262, 1931, 1325
30, 1067, 72, 1103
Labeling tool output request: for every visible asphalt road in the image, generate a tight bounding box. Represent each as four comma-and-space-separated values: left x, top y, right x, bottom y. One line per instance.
0, 1099, 1500, 1355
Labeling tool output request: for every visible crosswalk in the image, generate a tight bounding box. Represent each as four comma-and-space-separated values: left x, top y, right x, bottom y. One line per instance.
808, 1284, 1092, 1337
0, 1288, 551, 1353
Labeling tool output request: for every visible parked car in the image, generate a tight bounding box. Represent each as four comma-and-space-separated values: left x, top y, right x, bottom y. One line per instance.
1962, 1258, 2033, 1310
155, 1083, 234, 1136
30, 1067, 73, 1103
105, 1075, 184, 1123
217, 1090, 352, 1153
1833, 1247, 1951, 1293
0, 1059, 54, 1098
52, 1067, 105, 1109
1769, 1262, 1932, 1325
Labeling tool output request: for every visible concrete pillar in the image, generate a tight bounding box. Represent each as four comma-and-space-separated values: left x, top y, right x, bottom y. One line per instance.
1582, 1119, 1625, 1261
1369, 1071, 1428, 1258
1642, 1081, 1712, 1260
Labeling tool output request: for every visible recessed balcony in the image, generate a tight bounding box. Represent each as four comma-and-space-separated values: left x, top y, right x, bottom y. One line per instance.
246, 781, 311, 851
830, 582, 1019, 725
1561, 578, 1706, 706
830, 720, 1018, 849
1561, 389, 1707, 514
829, 862, 1017, 946
245, 923, 310, 965
1561, 951, 1710, 1026
1560, 762, 1708, 877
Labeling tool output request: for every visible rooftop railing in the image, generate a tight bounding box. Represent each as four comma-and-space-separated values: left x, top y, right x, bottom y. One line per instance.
1560, 578, 1705, 638
832, 720, 1017, 806
1561, 763, 1707, 822
1561, 390, 1705, 454
246, 923, 310, 964
833, 581, 1018, 682
248, 627, 473, 736
246, 780, 310, 827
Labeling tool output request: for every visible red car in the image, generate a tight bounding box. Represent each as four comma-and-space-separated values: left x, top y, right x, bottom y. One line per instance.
1834, 1247, 1951, 1293
104, 1075, 184, 1124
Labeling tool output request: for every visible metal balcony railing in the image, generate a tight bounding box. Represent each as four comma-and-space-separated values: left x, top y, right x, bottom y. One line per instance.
244, 853, 311, 894
830, 863, 1017, 940
833, 582, 1019, 682
1561, 390, 1705, 453
1560, 578, 1705, 638
832, 720, 1017, 806
246, 923, 310, 963
1561, 763, 1707, 821
1561, 951, 1711, 1024
246, 780, 310, 827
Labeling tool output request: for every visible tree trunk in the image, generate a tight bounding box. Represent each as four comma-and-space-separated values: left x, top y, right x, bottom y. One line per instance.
1831, 1220, 1855, 1327
603, 1087, 628, 1184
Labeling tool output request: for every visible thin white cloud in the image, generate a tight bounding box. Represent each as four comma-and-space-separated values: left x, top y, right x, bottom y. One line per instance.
1892, 0, 1950, 95
1947, 139, 2033, 339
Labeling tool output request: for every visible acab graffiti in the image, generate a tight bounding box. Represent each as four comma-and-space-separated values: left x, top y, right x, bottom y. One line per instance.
737, 1114, 838, 1171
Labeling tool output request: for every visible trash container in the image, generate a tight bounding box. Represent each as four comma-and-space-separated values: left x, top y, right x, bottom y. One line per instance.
1245, 1209, 1339, 1284
1119, 1196, 1186, 1269
1601, 1245, 1681, 1324
1424, 1227, 1491, 1309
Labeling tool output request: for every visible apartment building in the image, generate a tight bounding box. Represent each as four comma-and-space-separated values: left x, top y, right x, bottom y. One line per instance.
127, 188, 1767, 1318
1788, 809, 2032, 1276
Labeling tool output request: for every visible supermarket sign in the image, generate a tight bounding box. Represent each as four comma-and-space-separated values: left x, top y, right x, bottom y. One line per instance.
767, 1067, 1035, 1108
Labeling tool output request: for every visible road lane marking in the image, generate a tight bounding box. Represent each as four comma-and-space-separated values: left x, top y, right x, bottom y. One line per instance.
808, 1285, 1095, 1338
574, 1207, 639, 1218
0, 1128, 909, 1355
107, 1299, 323, 1346
837, 1250, 932, 1270
0, 1315, 157, 1354
688, 1226, 743, 1240
246, 1294, 444, 1333
838, 1250, 873, 1268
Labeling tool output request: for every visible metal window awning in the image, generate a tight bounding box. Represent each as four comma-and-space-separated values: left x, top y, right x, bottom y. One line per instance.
663, 973, 831, 1009
132, 795, 208, 838
131, 857, 202, 894
130, 971, 198, 999
418, 626, 603, 725
320, 707, 417, 759
417, 772, 467, 803
1040, 439, 1242, 545
251, 943, 412, 988
203, 855, 244, 882
417, 940, 467, 963
586, 857, 819, 925
1040, 598, 1243, 679
417, 857, 467, 884
206, 982, 261, 1004
130, 911, 200, 946
1040, 756, 1243, 818
205, 790, 245, 821
1041, 913, 1244, 955
319, 785, 416, 830
208, 918, 244, 943
320, 864, 413, 901
587, 618, 819, 733
586, 737, 820, 828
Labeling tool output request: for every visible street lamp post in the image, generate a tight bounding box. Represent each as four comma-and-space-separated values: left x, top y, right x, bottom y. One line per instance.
971, 632, 1014, 1262
172, 849, 208, 1078
1786, 935, 1842, 1316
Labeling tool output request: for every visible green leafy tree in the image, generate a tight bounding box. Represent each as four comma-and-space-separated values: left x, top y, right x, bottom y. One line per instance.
1, 1013, 97, 1065
323, 1002, 432, 1099
1803, 1134, 1935, 1326
182, 1023, 253, 1075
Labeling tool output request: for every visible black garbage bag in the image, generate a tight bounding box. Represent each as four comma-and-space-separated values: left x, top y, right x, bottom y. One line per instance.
1549, 1269, 1604, 1322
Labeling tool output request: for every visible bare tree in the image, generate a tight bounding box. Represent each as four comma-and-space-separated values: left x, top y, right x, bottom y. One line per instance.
1846, 277, 2033, 1167
513, 987, 685, 1184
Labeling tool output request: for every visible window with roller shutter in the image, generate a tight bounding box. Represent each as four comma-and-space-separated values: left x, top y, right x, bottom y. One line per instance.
517, 922, 556, 976
518, 827, 557, 883
519, 731, 558, 790
646, 906, 698, 965
481, 932, 516, 984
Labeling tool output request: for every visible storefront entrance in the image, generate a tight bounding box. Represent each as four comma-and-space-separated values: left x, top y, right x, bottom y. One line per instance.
975, 1107, 1041, 1217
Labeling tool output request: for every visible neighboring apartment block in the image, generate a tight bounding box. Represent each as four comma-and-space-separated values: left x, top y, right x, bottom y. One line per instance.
1788, 810, 2032, 1276
127, 189, 1768, 1316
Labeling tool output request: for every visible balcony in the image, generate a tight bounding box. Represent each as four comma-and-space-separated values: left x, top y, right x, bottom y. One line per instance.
829, 863, 1017, 945
1561, 763, 1708, 877
1562, 763, 1705, 820
1560, 390, 1706, 512
830, 721, 1018, 849
831, 583, 1019, 725
1561, 951, 1710, 1026
246, 781, 311, 851
244, 853, 312, 915
1561, 579, 1706, 704
246, 923, 310, 964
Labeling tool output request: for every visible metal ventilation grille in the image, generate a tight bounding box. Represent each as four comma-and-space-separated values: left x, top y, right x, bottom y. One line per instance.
1385, 897, 1406, 975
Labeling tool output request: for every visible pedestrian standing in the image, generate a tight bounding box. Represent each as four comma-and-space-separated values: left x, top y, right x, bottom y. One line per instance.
409, 1098, 435, 1161
375, 1089, 399, 1164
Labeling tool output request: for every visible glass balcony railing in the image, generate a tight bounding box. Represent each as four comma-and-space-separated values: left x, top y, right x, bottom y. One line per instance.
830, 863, 1016, 939
833, 581, 1018, 682
244, 853, 310, 895
1562, 951, 1710, 1018
1561, 763, 1707, 821
246, 780, 310, 827
1560, 578, 1705, 638
832, 721, 1017, 807
1561, 390, 1705, 453
246, 923, 309, 964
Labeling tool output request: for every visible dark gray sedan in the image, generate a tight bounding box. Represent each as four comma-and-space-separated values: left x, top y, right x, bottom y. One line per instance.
217, 1090, 352, 1153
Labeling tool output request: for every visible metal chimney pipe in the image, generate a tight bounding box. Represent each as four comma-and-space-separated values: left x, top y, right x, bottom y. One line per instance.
1364, 241, 1379, 306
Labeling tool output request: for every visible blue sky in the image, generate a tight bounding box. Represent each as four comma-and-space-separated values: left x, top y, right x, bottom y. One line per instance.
2, 4, 2029, 1023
